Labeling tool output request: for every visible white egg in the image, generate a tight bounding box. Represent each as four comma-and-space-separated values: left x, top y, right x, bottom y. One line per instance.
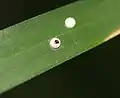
65, 17, 76, 28
50, 38, 61, 49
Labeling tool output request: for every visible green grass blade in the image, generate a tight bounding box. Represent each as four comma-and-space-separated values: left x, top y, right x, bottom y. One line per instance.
0, 0, 120, 93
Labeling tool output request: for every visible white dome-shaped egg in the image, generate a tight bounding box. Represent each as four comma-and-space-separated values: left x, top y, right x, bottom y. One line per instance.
65, 17, 76, 28
50, 38, 61, 49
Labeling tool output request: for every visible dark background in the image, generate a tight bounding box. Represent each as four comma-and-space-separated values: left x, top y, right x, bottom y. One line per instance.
0, 0, 120, 98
